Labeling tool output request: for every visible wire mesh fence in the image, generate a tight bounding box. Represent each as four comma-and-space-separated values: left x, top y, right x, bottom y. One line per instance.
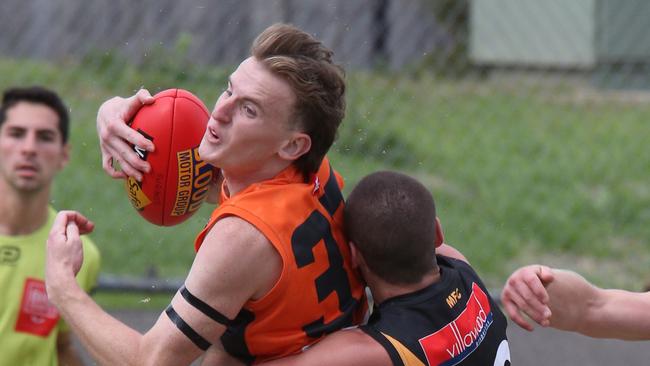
2, 0, 649, 289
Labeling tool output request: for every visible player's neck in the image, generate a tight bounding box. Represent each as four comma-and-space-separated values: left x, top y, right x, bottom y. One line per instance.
369, 269, 441, 305
0, 184, 51, 236
222, 160, 292, 197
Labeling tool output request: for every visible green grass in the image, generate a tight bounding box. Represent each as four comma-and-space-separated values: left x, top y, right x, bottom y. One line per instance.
2, 56, 649, 305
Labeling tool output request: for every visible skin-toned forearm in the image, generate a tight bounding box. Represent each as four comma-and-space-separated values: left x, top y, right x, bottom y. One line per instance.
51, 279, 203, 365
544, 269, 598, 332
51, 280, 145, 365
258, 328, 391, 366
583, 289, 650, 340
46, 212, 147, 365
46, 212, 269, 365
546, 269, 650, 340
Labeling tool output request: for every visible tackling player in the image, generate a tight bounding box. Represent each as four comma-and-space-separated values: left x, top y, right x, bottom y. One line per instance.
257, 171, 511, 366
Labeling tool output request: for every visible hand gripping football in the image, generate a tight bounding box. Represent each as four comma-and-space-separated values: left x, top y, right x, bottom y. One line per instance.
124, 89, 212, 226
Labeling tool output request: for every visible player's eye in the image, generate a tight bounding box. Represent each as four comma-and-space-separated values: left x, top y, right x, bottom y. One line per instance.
6, 128, 25, 138
37, 131, 56, 142
243, 104, 256, 118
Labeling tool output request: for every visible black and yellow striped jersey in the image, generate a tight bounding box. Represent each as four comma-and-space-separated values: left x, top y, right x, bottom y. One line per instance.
362, 255, 511, 366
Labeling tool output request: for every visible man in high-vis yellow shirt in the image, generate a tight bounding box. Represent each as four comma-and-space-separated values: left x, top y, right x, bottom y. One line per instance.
0, 86, 100, 365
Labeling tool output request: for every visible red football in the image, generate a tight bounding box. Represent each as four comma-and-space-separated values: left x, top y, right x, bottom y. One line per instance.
124, 89, 213, 226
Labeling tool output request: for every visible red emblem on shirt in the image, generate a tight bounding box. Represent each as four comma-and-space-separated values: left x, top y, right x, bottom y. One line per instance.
15, 278, 60, 337
419, 283, 494, 366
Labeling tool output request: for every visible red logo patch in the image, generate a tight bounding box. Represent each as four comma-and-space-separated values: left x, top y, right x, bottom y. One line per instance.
419, 283, 494, 366
14, 278, 60, 337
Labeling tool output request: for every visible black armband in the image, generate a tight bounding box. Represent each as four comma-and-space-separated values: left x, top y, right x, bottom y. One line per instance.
165, 305, 211, 351
180, 285, 233, 326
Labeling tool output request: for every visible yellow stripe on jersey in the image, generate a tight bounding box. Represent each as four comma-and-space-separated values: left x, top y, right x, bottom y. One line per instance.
382, 332, 426, 366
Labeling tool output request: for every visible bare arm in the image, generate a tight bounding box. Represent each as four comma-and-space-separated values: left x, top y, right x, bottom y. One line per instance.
545, 269, 650, 340
259, 328, 391, 366
56, 331, 84, 366
200, 345, 246, 366
46, 211, 281, 365
502, 265, 650, 340
97, 89, 155, 180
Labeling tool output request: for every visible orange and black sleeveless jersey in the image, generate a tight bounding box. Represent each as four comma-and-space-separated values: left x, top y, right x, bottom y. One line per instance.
194, 158, 367, 364
361, 256, 511, 366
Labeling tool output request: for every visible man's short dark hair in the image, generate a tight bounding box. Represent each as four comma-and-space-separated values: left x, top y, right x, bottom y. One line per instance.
0, 86, 69, 144
345, 171, 438, 285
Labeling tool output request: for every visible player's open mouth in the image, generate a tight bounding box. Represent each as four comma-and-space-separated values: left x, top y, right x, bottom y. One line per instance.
208, 126, 220, 142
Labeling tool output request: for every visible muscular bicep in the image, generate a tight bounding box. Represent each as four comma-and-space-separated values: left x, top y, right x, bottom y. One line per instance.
185, 216, 282, 312
147, 216, 282, 362
260, 328, 391, 366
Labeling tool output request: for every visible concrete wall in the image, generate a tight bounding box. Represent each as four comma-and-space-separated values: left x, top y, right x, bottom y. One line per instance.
470, 0, 596, 67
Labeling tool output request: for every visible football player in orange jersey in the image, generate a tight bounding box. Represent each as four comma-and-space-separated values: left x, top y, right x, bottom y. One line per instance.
47, 23, 366, 365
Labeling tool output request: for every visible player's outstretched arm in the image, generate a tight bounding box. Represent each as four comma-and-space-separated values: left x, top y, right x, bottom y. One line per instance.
545, 270, 650, 340
97, 89, 155, 181
503, 265, 650, 340
46, 212, 280, 365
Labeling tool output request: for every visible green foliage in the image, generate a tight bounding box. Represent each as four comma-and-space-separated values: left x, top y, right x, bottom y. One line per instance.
1, 56, 648, 292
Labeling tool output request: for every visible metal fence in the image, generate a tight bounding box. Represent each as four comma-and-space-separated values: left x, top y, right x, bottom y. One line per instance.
2, 0, 649, 289
0, 0, 458, 69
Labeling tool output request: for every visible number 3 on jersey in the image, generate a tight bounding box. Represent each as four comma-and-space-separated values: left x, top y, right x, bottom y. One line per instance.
290, 181, 357, 338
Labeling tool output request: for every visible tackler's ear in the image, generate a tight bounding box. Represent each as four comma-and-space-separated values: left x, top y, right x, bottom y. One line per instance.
278, 132, 311, 161
435, 217, 445, 248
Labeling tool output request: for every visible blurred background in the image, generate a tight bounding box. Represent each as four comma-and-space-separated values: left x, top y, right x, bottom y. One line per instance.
1, 0, 649, 308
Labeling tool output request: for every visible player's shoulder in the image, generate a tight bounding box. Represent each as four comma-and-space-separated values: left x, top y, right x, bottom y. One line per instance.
192, 215, 282, 300
201, 215, 274, 256
211, 215, 267, 240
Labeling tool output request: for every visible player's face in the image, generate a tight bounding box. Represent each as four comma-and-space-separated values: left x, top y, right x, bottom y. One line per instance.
0, 102, 69, 193
199, 57, 298, 177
